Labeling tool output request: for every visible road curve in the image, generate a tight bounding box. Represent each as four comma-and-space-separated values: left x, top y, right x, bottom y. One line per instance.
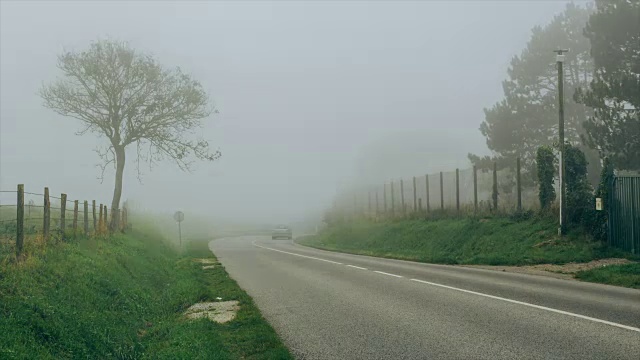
209, 236, 640, 360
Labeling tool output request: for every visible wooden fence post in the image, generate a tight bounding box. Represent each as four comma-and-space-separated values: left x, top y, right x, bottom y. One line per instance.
368, 191, 372, 216
104, 207, 108, 234
375, 190, 379, 215
122, 207, 128, 231
517, 157, 522, 212
60, 193, 67, 235
425, 174, 430, 213
456, 168, 460, 214
83, 201, 89, 236
92, 200, 96, 231
440, 172, 444, 210
391, 181, 395, 216
383, 184, 388, 213
73, 200, 79, 236
412, 176, 417, 212
473, 165, 478, 215
16, 184, 24, 258
98, 204, 104, 234
400, 179, 406, 216
43, 187, 50, 242
492, 161, 498, 212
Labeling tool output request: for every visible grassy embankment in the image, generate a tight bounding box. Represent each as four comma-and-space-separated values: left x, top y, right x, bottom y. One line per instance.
299, 216, 639, 288
0, 224, 292, 359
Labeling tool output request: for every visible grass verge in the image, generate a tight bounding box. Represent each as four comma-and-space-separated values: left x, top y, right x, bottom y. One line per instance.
575, 263, 640, 289
0, 229, 291, 359
300, 217, 634, 266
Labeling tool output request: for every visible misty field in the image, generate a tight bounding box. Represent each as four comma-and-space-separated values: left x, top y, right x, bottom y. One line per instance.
0, 228, 291, 359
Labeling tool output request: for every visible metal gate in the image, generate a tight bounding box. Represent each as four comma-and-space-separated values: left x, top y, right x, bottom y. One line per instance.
608, 173, 640, 254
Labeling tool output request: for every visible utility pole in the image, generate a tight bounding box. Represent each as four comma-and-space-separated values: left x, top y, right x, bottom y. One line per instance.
555, 49, 569, 236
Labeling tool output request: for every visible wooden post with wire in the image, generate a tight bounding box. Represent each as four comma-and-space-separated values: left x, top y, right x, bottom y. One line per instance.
92, 200, 96, 232
83, 201, 89, 236
492, 162, 499, 212
43, 187, 50, 242
425, 174, 430, 213
516, 157, 522, 212
400, 179, 406, 216
73, 200, 79, 236
391, 181, 395, 216
473, 166, 478, 215
98, 204, 104, 235
456, 168, 460, 214
104, 207, 108, 234
16, 184, 24, 258
440, 172, 444, 210
413, 176, 417, 212
60, 193, 67, 235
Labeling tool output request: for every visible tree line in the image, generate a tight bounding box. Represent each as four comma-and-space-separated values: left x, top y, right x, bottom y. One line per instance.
470, 0, 639, 185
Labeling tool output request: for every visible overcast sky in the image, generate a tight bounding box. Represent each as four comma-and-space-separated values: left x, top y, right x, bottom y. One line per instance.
0, 0, 576, 225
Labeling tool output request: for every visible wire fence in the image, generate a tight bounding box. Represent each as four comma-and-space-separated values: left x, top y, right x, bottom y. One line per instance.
331, 158, 560, 220
0, 184, 130, 263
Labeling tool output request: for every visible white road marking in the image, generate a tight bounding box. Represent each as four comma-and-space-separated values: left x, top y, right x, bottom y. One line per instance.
252, 241, 343, 265
374, 270, 403, 278
346, 265, 368, 270
253, 239, 640, 333
410, 279, 640, 333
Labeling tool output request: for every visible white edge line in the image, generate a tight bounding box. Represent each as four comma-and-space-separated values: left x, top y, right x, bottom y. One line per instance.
251, 240, 639, 333
374, 270, 403, 278
409, 279, 640, 333
252, 241, 343, 265
346, 265, 368, 270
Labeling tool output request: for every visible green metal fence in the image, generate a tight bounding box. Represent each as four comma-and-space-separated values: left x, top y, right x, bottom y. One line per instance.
608, 173, 640, 254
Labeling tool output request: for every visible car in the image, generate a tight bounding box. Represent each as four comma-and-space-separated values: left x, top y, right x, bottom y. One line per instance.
271, 225, 293, 240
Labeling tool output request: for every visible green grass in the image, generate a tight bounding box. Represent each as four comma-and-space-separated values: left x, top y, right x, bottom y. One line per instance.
0, 228, 292, 359
575, 263, 640, 289
299, 217, 633, 266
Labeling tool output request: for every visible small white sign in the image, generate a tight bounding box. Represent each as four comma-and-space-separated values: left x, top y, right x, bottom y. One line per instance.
595, 198, 603, 211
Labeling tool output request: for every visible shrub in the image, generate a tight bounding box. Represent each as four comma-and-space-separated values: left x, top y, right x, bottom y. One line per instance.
536, 146, 556, 210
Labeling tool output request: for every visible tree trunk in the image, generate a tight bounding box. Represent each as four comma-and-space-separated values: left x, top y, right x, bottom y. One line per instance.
110, 146, 125, 231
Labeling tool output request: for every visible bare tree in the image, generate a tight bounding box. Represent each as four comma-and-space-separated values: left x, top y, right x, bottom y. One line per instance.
41, 40, 221, 230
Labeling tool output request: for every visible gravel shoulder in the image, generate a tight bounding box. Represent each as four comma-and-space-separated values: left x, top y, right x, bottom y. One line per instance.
462, 258, 635, 280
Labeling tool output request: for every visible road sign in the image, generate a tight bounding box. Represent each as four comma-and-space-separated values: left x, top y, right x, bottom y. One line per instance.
595, 198, 603, 211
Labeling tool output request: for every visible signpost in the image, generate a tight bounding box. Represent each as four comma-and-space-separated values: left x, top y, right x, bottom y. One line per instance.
173, 211, 184, 246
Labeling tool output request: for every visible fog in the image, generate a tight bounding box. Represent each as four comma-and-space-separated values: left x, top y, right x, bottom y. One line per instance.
0, 1, 571, 226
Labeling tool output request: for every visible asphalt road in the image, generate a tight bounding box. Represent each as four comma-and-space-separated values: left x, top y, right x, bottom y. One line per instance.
210, 236, 640, 360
